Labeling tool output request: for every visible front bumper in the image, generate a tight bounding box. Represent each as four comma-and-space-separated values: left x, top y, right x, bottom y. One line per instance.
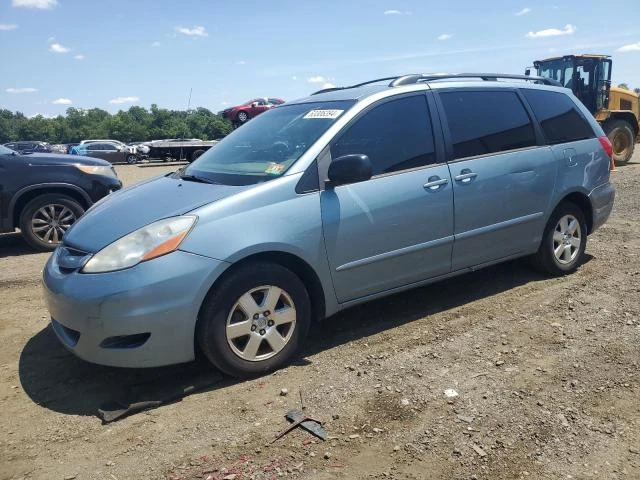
43, 249, 229, 368
589, 181, 615, 233
90, 175, 123, 202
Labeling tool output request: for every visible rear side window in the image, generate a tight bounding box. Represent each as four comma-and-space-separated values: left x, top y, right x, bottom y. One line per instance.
521, 89, 594, 144
439, 90, 536, 159
331, 95, 436, 176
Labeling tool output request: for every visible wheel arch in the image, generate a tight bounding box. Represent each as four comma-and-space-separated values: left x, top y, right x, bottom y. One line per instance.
553, 191, 593, 235
192, 250, 328, 362
198, 250, 327, 325
602, 111, 639, 138
9, 184, 92, 229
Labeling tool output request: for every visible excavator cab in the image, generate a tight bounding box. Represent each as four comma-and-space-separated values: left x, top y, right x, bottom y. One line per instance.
529, 54, 639, 164
532, 55, 611, 115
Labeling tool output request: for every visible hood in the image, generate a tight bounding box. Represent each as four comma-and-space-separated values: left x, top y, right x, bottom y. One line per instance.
26, 152, 110, 167
63, 174, 249, 252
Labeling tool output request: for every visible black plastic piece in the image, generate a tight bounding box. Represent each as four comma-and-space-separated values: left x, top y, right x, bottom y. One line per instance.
100, 333, 151, 349
295, 159, 319, 194
311, 76, 399, 95
327, 154, 372, 186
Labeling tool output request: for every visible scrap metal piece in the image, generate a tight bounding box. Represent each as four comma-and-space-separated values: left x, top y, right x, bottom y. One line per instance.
97, 371, 222, 423
271, 409, 327, 443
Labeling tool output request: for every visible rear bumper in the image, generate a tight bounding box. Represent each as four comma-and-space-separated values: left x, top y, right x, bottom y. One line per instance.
589, 181, 615, 233
43, 249, 229, 367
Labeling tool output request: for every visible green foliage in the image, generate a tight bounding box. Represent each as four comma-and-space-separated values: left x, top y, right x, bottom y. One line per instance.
0, 106, 233, 144
618, 83, 630, 90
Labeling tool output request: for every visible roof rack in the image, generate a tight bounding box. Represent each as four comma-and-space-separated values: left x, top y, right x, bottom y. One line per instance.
311, 72, 561, 95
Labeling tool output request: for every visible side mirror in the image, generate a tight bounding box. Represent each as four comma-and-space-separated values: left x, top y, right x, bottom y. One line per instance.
524, 68, 531, 76
251, 102, 259, 108
327, 154, 372, 187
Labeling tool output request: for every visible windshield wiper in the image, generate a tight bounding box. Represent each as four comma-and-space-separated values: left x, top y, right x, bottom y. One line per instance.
179, 173, 217, 184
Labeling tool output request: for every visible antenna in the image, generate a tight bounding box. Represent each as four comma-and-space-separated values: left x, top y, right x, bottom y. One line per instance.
179, 88, 193, 162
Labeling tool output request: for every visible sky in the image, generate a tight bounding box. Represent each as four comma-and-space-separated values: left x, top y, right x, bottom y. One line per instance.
1, 0, 639, 117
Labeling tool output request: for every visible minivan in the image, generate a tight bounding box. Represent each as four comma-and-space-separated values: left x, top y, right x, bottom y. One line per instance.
43, 73, 615, 377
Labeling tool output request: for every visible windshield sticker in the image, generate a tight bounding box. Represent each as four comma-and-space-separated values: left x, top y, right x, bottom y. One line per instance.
265, 162, 286, 175
303, 109, 344, 119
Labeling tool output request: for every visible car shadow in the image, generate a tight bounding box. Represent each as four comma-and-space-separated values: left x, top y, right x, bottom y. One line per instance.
0, 232, 40, 257
18, 256, 593, 419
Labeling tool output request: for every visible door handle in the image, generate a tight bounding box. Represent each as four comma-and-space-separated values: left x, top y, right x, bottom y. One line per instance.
423, 176, 449, 191
454, 169, 477, 183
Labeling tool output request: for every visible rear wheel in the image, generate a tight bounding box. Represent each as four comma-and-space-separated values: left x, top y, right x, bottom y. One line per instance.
19, 194, 84, 251
530, 202, 587, 276
197, 262, 311, 378
125, 153, 138, 164
605, 119, 635, 164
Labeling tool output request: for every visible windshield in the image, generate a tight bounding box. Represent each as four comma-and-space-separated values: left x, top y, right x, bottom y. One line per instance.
0, 145, 17, 155
184, 100, 354, 185
536, 58, 572, 87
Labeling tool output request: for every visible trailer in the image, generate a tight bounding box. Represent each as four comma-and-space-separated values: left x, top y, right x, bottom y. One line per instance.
142, 139, 219, 162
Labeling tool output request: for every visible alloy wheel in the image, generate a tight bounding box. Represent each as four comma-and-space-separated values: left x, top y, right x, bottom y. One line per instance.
552, 214, 581, 264
30, 203, 77, 244
225, 285, 296, 362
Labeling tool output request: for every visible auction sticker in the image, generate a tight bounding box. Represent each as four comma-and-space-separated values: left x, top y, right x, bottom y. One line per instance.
265, 162, 286, 175
303, 109, 344, 119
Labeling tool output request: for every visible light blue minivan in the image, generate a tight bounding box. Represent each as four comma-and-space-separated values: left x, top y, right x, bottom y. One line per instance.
43, 73, 615, 377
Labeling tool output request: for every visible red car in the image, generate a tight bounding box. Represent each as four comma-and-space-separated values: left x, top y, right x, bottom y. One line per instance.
219, 97, 285, 126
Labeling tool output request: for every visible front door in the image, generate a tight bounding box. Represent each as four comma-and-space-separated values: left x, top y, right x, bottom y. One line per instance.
0, 149, 25, 232
320, 94, 454, 303
436, 89, 556, 270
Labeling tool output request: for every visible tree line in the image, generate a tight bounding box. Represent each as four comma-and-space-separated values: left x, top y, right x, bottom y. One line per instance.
618, 84, 640, 95
0, 105, 234, 144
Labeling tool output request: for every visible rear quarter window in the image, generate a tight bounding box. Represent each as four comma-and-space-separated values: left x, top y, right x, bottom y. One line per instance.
521, 89, 595, 144
439, 90, 536, 160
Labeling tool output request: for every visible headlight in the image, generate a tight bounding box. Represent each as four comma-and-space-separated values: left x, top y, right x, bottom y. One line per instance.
75, 165, 117, 178
82, 215, 197, 273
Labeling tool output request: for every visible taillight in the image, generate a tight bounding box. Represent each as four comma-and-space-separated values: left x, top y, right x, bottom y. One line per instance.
598, 135, 613, 159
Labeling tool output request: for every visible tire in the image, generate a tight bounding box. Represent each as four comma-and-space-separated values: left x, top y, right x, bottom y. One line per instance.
125, 153, 138, 164
530, 202, 587, 276
19, 194, 85, 251
605, 119, 635, 164
190, 149, 205, 162
236, 111, 249, 123
197, 262, 311, 378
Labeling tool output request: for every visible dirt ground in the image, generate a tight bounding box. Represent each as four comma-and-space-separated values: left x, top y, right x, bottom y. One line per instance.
1, 154, 639, 480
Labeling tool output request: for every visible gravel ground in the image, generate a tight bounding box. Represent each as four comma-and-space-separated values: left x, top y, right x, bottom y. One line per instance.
1, 155, 639, 480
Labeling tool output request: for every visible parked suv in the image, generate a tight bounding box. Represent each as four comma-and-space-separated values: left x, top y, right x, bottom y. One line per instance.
44, 74, 614, 377
4, 141, 53, 154
0, 145, 122, 250
72, 142, 139, 164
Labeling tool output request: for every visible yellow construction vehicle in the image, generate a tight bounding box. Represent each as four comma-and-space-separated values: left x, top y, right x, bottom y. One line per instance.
527, 54, 639, 163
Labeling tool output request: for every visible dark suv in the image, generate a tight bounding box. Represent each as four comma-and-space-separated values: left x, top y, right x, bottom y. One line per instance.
0, 145, 122, 250
4, 141, 53, 154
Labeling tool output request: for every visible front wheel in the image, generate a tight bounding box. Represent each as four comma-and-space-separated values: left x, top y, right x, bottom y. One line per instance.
19, 194, 85, 251
530, 202, 587, 275
605, 120, 635, 164
126, 153, 138, 164
190, 149, 205, 162
197, 262, 311, 378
